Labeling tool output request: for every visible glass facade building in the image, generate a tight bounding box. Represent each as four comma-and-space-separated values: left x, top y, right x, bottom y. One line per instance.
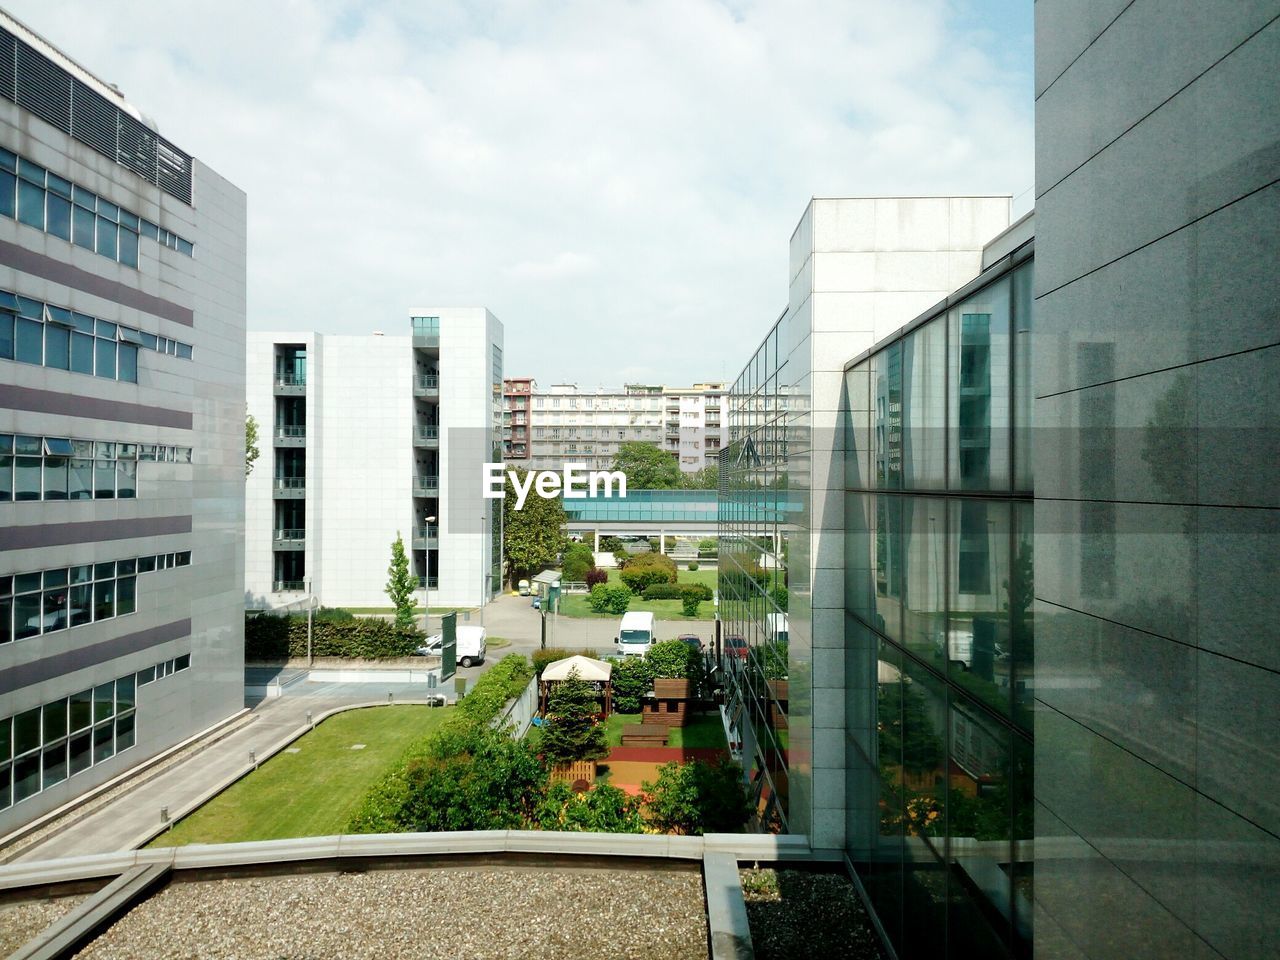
844, 245, 1034, 958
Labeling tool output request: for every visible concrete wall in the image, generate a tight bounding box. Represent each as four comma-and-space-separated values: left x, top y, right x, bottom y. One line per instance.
1033, 3, 1280, 958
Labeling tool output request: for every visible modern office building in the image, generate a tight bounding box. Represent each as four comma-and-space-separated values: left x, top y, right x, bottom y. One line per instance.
718, 194, 1012, 845
721, 4, 1278, 959
245, 310, 504, 610
523, 381, 725, 474
0, 13, 246, 831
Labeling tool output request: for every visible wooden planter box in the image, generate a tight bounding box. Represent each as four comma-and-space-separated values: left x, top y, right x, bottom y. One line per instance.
653, 678, 693, 699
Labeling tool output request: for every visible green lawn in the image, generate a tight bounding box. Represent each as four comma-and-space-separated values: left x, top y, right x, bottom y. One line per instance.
148, 705, 452, 846
603, 711, 727, 750
557, 568, 717, 621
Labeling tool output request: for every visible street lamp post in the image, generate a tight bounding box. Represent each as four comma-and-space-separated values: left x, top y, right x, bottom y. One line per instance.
423, 514, 437, 633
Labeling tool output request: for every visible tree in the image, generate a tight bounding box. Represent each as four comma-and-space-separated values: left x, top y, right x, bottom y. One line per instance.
681, 594, 701, 617
643, 759, 750, 835
561, 541, 595, 583
588, 583, 631, 615
532, 780, 645, 833
244, 414, 260, 477
618, 552, 677, 593
646, 638, 701, 681
611, 441, 682, 489
385, 533, 416, 628
682, 464, 719, 490
540, 670, 609, 765
610, 656, 655, 713
503, 468, 567, 586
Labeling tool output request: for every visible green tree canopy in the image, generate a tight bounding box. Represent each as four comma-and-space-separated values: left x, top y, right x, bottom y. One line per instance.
385, 533, 416, 628
503, 468, 567, 585
611, 441, 682, 489
540, 670, 609, 765
681, 464, 718, 490
245, 414, 260, 477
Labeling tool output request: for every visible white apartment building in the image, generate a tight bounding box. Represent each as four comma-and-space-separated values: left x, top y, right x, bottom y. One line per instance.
521, 382, 725, 474
246, 310, 503, 610
0, 14, 246, 831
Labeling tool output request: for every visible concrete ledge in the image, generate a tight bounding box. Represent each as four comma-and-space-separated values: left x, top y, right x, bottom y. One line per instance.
704, 851, 754, 960
8, 863, 171, 960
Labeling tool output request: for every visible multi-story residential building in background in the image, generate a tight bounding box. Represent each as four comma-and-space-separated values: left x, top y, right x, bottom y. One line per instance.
501, 376, 533, 461
522, 381, 724, 474
0, 12, 246, 831
245, 309, 504, 610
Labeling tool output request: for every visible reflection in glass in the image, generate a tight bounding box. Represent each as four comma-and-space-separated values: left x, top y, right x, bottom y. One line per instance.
901, 319, 946, 488
949, 278, 1010, 491
902, 497, 946, 665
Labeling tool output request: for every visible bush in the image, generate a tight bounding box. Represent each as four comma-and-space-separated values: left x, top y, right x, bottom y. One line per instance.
681, 594, 701, 617
646, 638, 701, 681
584, 567, 608, 589
770, 584, 789, 613
314, 606, 355, 622
610, 656, 655, 713
244, 613, 423, 660
531, 647, 597, 676
540, 672, 609, 765
641, 583, 712, 602
561, 541, 596, 583
588, 583, 631, 615
599, 535, 624, 553
642, 759, 750, 835
618, 552, 677, 594
687, 561, 699, 571
698, 538, 717, 552
532, 781, 644, 833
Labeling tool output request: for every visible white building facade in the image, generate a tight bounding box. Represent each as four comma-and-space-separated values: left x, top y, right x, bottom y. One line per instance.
0, 14, 246, 831
246, 309, 503, 610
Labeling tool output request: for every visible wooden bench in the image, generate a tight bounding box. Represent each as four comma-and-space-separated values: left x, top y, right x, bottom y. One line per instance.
621, 723, 669, 747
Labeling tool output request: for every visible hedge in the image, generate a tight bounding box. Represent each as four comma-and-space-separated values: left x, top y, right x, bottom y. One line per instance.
347, 654, 534, 833
640, 583, 713, 602
531, 647, 598, 676
244, 614, 423, 660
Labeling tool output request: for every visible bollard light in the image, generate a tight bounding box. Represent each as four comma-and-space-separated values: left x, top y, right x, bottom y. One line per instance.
160, 805, 169, 823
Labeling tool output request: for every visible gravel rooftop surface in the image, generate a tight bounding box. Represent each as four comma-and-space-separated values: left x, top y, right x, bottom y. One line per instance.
74, 866, 708, 960
0, 894, 87, 954
740, 868, 885, 960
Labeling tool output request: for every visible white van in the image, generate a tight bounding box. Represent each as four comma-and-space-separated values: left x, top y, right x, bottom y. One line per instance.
455, 625, 487, 668
765, 613, 789, 645
614, 611, 655, 657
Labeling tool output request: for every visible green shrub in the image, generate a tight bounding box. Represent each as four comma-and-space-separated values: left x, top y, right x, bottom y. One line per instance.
640, 583, 712, 601
589, 583, 631, 615
588, 583, 609, 613
599, 536, 624, 553
646, 638, 702, 681
681, 594, 701, 617
687, 561, 699, 571
609, 656, 655, 713
561, 541, 596, 583
584, 568, 608, 589
618, 552, 677, 593
244, 613, 423, 660
531, 647, 597, 675
532, 781, 644, 833
770, 584, 789, 612
642, 759, 750, 835
314, 606, 355, 622
698, 538, 717, 552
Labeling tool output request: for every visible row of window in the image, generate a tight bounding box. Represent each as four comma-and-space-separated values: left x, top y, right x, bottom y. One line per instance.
0, 147, 194, 269
1, 290, 193, 384
0, 654, 190, 812
0, 552, 192, 646
0, 435, 192, 503
411, 316, 440, 334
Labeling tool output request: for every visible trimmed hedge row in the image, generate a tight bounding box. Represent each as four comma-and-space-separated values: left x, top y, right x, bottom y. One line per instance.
640, 583, 713, 601
347, 654, 535, 833
244, 614, 423, 660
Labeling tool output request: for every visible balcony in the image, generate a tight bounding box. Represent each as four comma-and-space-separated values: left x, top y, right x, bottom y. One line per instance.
273, 374, 305, 397
412, 526, 439, 550
273, 477, 306, 498
273, 528, 306, 550
272, 580, 305, 592
413, 374, 439, 398
416, 576, 439, 590
413, 332, 440, 349
273, 424, 306, 447
414, 475, 440, 496
414, 425, 440, 448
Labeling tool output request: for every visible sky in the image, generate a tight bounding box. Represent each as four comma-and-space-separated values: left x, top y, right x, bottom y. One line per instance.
5, 0, 1034, 388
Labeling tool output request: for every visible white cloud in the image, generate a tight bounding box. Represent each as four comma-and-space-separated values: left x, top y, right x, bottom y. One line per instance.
4, 0, 1033, 386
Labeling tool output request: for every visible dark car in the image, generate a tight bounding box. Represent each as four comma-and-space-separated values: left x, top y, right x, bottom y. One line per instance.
724, 635, 749, 660
677, 633, 702, 653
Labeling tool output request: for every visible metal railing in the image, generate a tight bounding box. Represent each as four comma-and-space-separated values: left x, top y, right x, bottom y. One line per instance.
273, 580, 305, 592
274, 374, 305, 387
274, 425, 306, 439
416, 425, 439, 440
414, 374, 439, 391
413, 525, 439, 541
273, 528, 306, 541
414, 476, 439, 494
273, 477, 306, 491
417, 576, 439, 589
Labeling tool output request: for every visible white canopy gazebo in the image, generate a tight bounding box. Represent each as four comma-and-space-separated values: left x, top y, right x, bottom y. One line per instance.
540, 655, 614, 717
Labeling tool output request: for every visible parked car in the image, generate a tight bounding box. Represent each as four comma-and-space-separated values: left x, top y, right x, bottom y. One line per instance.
414, 626, 487, 667
414, 634, 443, 656
724, 635, 749, 660
517, 579, 531, 596
614, 611, 656, 657
677, 633, 703, 653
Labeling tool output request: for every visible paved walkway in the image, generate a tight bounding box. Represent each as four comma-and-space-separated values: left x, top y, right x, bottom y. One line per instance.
12, 684, 438, 863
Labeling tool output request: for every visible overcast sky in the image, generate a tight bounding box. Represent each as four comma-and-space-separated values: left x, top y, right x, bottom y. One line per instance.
6, 0, 1033, 387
